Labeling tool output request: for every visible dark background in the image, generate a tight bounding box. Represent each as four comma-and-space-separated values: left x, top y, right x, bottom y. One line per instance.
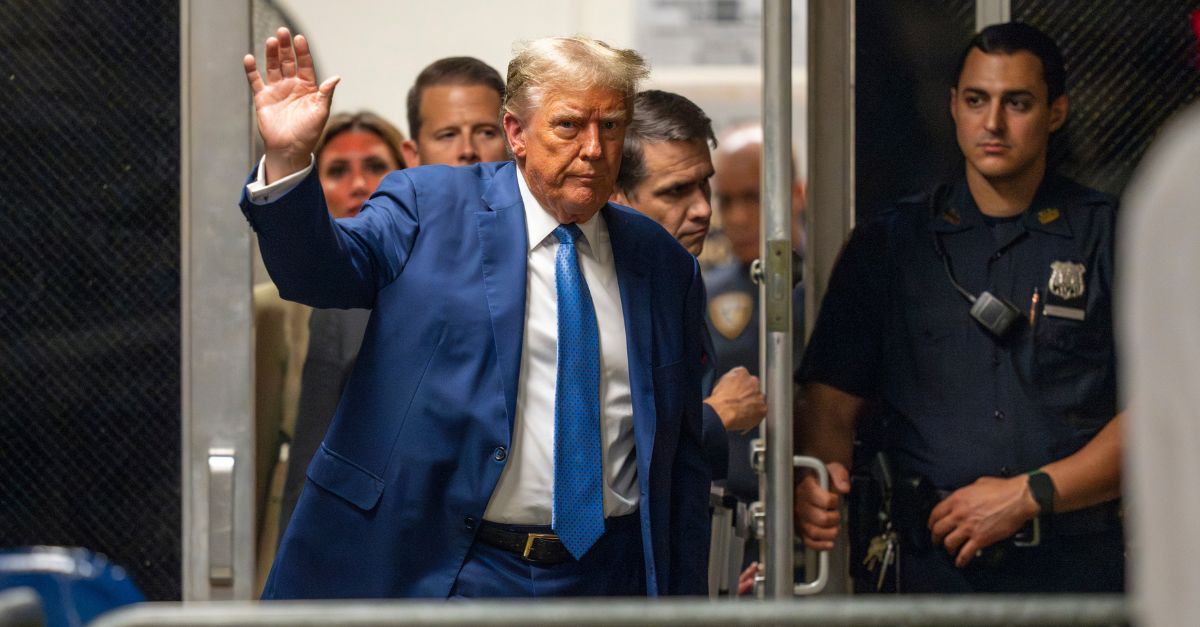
0, 0, 182, 601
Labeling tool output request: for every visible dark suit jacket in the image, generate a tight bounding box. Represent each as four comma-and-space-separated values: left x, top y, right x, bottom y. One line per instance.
242, 161, 710, 598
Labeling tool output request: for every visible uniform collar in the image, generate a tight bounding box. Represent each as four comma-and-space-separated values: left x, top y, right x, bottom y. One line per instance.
517, 166, 608, 263
930, 177, 1073, 239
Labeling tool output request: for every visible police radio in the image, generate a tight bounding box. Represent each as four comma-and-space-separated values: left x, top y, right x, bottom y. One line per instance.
929, 185, 1022, 338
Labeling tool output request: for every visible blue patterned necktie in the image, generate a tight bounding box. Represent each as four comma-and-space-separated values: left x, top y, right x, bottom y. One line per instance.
551, 223, 605, 560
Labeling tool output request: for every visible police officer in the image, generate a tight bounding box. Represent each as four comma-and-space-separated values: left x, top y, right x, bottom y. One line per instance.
707, 123, 805, 504
794, 22, 1123, 593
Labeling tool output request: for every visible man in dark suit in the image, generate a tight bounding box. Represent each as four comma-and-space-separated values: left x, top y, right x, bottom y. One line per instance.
279, 57, 510, 541
242, 28, 709, 598
610, 90, 768, 479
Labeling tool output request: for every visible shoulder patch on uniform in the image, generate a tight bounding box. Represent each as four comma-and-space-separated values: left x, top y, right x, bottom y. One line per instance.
709, 293, 753, 340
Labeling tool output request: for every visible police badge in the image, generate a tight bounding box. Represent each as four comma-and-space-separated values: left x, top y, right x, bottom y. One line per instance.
709, 293, 753, 340
1048, 261, 1086, 300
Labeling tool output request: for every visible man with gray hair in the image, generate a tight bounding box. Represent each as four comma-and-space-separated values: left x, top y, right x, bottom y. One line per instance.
241, 29, 710, 598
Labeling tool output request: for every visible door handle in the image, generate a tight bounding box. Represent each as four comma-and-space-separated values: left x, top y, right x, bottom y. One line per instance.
793, 455, 829, 595
207, 448, 235, 586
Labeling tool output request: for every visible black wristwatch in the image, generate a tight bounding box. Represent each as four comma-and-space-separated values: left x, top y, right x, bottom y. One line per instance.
1014, 470, 1056, 547
1026, 469, 1056, 516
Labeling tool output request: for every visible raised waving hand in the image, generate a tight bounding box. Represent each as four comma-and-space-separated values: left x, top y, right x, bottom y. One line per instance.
242, 27, 340, 184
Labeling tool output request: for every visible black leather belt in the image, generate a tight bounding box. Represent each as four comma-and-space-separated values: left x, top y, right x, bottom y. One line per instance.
475, 513, 639, 565
475, 524, 574, 565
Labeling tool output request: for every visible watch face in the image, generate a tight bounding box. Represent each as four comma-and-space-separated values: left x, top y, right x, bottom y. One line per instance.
1028, 471, 1056, 515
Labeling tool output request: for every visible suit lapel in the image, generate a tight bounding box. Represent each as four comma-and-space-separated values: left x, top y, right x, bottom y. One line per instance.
603, 205, 656, 485
475, 162, 528, 434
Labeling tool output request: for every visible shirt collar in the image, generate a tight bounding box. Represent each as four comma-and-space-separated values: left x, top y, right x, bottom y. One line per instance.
516, 165, 608, 262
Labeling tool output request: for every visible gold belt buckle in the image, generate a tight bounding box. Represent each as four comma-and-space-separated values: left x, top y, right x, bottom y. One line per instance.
522, 532, 558, 560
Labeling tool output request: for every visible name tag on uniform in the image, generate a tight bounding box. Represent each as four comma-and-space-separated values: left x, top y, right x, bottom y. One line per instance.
1043, 303, 1086, 321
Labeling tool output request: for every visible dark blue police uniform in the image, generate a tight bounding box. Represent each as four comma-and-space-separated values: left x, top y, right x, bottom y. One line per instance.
798, 176, 1123, 593
704, 261, 804, 502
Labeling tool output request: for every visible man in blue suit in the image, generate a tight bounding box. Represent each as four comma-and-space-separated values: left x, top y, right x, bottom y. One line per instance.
241, 28, 710, 598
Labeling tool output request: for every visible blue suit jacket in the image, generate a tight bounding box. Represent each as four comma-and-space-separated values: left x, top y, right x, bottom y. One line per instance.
243, 161, 710, 598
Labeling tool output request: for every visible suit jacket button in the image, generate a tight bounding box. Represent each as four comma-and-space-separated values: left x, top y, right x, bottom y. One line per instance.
493, 446, 507, 462
464, 516, 476, 530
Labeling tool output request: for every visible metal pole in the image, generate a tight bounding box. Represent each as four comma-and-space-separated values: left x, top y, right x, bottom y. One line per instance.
93, 596, 1133, 627
761, 0, 794, 600
804, 0, 856, 594
805, 0, 855, 339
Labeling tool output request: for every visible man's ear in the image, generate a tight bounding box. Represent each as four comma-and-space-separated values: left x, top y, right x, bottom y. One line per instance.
503, 112, 527, 159
400, 139, 421, 168
949, 87, 960, 124
1049, 94, 1069, 132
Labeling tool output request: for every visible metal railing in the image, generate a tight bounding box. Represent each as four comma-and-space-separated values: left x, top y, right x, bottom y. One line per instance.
92, 596, 1130, 627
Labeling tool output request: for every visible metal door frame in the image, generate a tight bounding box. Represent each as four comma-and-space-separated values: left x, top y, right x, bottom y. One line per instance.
180, 0, 257, 601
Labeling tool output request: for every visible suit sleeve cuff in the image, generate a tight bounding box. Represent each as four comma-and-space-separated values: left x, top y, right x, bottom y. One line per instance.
246, 154, 316, 205
701, 402, 730, 480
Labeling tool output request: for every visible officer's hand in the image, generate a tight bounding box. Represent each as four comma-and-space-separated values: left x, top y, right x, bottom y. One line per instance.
927, 475, 1040, 568
706, 367, 767, 433
737, 562, 758, 595
243, 27, 340, 183
794, 461, 850, 551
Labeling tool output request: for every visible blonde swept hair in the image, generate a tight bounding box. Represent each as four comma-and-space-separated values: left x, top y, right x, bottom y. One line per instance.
504, 36, 649, 121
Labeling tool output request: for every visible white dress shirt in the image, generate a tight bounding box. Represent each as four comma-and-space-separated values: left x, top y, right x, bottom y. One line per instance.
246, 155, 313, 204
483, 167, 637, 524
245, 160, 638, 524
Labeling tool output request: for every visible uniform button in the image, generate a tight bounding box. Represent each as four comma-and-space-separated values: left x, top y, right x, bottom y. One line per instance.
464, 516, 476, 530
994, 410, 1005, 420
1000, 466, 1011, 476
493, 446, 507, 462
992, 252, 1002, 260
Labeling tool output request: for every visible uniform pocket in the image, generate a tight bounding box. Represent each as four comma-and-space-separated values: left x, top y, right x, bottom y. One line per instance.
906, 312, 959, 404
1033, 316, 1111, 413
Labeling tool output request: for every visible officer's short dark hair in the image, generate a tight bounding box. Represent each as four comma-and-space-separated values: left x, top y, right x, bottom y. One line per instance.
617, 90, 717, 198
406, 57, 505, 139
953, 22, 1066, 102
